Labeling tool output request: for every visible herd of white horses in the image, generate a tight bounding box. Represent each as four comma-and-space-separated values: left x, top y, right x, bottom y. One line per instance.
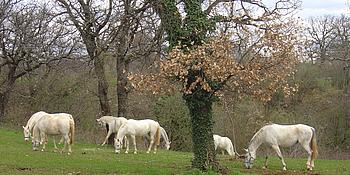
22, 111, 318, 171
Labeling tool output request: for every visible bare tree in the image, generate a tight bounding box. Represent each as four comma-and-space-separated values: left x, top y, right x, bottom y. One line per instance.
56, 0, 114, 116
0, 2, 76, 120
113, 0, 163, 118
307, 16, 337, 63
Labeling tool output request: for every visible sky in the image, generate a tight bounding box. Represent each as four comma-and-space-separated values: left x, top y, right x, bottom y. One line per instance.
298, 0, 349, 18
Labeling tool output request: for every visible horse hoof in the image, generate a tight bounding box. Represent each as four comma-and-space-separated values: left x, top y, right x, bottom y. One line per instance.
41, 149, 44, 152
133, 152, 137, 154
262, 166, 267, 169
68, 152, 71, 155
125, 151, 128, 154
283, 167, 287, 171
146, 151, 150, 154
153, 152, 156, 154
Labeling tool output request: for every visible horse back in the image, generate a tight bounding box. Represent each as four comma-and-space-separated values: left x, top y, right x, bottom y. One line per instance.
125, 119, 159, 136
262, 124, 313, 147
36, 114, 73, 135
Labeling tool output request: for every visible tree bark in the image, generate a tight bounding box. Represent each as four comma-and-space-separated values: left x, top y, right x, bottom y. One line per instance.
184, 91, 217, 171
0, 66, 17, 121
116, 58, 129, 118
93, 55, 111, 116
115, 1, 131, 118
151, 0, 218, 171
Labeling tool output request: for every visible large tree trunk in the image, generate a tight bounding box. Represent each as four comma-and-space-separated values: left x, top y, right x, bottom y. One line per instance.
115, 2, 131, 119
184, 90, 217, 171
116, 58, 129, 118
93, 55, 111, 116
0, 66, 17, 122
0, 92, 9, 121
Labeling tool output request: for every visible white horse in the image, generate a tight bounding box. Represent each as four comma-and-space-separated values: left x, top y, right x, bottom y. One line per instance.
96, 116, 128, 146
114, 119, 160, 154
23, 111, 47, 142
213, 134, 235, 156
32, 113, 75, 155
244, 124, 318, 171
144, 126, 171, 150
23, 111, 64, 149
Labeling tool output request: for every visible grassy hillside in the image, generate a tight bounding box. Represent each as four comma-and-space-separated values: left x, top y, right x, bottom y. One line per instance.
0, 127, 349, 175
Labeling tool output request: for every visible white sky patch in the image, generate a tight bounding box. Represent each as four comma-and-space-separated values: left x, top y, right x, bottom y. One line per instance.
263, 0, 350, 18
297, 7, 349, 18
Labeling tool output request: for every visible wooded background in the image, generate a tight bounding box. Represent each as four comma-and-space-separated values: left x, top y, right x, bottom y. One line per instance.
0, 0, 349, 160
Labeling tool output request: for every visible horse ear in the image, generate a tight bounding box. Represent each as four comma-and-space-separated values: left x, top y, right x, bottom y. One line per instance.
22, 126, 25, 129
96, 119, 100, 122
244, 148, 248, 152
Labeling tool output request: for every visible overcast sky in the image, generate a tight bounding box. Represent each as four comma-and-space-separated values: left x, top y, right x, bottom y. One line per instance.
297, 0, 349, 18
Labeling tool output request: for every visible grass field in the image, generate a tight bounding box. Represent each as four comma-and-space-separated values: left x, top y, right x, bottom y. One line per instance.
0, 127, 349, 175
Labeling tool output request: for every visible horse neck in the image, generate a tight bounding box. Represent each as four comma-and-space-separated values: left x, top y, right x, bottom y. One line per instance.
161, 128, 169, 143
116, 127, 126, 140
248, 131, 264, 155
32, 125, 40, 141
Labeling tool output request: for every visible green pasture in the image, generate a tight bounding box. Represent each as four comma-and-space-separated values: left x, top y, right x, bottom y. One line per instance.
0, 127, 349, 175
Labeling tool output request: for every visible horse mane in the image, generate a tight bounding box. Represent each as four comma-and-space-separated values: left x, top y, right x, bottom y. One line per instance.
248, 126, 266, 146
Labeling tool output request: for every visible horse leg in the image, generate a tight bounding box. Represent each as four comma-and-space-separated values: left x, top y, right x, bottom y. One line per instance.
272, 145, 287, 171
301, 142, 313, 170
53, 139, 58, 152
153, 137, 158, 154
62, 134, 71, 155
125, 136, 130, 154
131, 135, 137, 154
147, 137, 154, 154
263, 155, 268, 169
58, 137, 64, 145
40, 133, 46, 152
101, 130, 112, 146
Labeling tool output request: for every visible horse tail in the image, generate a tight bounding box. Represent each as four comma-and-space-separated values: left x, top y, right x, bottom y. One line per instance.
310, 127, 318, 160
155, 125, 161, 146
229, 139, 235, 156
69, 118, 75, 145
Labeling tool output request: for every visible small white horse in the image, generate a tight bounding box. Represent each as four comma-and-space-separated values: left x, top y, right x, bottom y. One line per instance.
32, 113, 75, 155
144, 126, 171, 150
213, 134, 235, 156
23, 111, 64, 149
244, 124, 318, 171
114, 119, 160, 154
96, 116, 128, 146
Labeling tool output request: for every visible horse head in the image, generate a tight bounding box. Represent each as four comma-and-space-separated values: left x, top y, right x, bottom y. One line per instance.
96, 118, 105, 128
22, 126, 31, 142
244, 148, 255, 169
114, 138, 122, 154
165, 141, 171, 150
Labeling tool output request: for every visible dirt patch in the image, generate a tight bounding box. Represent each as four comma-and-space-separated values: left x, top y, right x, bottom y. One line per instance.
16, 167, 32, 171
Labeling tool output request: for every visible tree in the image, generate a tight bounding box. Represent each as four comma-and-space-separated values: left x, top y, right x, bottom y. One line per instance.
113, 0, 163, 118
130, 0, 301, 171
0, 1, 75, 121
56, 0, 114, 116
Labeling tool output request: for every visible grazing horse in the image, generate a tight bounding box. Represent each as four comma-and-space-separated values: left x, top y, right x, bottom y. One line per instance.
144, 126, 171, 150
32, 113, 75, 155
96, 116, 128, 146
23, 111, 65, 149
114, 119, 160, 154
213, 134, 235, 156
244, 124, 318, 171
23, 111, 47, 142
